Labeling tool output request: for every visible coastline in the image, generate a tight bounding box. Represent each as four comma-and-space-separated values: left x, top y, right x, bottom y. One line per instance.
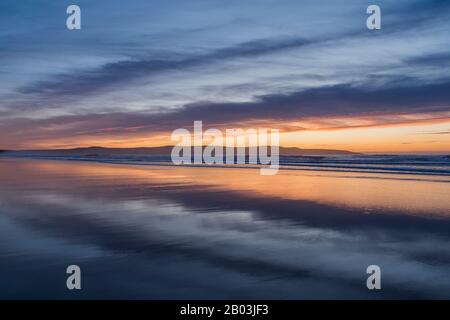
2, 153, 450, 177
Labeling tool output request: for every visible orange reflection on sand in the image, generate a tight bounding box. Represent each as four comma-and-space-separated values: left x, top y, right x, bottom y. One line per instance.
7, 159, 449, 218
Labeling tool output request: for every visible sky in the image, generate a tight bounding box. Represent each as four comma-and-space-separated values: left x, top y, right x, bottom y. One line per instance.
0, 0, 449, 153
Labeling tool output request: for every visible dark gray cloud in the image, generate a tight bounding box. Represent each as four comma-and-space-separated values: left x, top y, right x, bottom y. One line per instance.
426, 130, 450, 135
405, 52, 450, 67
173, 79, 450, 123
16, 37, 314, 98
2, 78, 449, 148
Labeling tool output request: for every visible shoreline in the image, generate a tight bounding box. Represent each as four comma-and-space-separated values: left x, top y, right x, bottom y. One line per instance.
1, 154, 450, 179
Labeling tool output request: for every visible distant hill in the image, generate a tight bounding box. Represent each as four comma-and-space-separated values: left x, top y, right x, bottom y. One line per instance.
278, 147, 358, 156
1, 146, 359, 157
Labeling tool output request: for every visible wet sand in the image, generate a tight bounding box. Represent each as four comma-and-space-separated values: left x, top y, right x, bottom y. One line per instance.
1, 158, 450, 299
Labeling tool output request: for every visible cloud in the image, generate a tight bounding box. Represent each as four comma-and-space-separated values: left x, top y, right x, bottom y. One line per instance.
2, 78, 450, 148
8, 17, 450, 115
173, 79, 450, 123
405, 52, 450, 67
17, 0, 450, 109
1, 0, 450, 149
15, 37, 316, 100
425, 130, 450, 135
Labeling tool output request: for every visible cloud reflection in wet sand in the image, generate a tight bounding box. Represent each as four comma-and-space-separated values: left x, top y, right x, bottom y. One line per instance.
1, 159, 450, 299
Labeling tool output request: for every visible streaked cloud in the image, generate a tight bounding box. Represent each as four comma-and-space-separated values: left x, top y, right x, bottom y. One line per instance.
1, 0, 449, 150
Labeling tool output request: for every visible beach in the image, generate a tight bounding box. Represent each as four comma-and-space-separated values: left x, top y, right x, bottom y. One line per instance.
1, 158, 450, 299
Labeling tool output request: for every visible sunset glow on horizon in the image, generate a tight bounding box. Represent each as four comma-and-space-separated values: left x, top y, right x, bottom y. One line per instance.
6, 116, 448, 154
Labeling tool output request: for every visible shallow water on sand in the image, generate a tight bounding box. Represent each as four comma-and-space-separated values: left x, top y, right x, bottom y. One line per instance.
1, 158, 450, 299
